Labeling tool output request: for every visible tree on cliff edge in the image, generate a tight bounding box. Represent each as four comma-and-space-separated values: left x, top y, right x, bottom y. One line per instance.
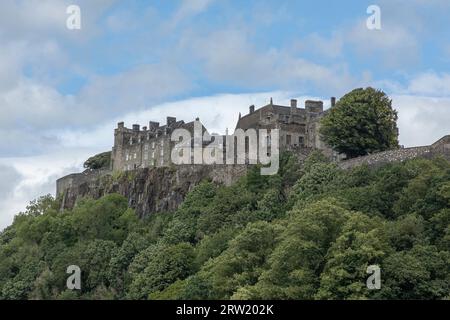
320, 87, 399, 159
84, 151, 112, 170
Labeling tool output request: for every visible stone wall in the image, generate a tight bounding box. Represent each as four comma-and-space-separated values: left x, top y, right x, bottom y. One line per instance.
339, 135, 450, 170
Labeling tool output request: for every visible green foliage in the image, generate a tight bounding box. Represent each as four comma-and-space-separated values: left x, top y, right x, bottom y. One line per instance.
0, 155, 449, 300
127, 242, 195, 299
320, 87, 399, 158
83, 151, 112, 170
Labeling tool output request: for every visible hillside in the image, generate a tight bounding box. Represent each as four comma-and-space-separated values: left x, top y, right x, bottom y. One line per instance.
0, 151, 449, 300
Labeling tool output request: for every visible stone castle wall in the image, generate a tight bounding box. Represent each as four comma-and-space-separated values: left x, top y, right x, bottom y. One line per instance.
339, 135, 450, 169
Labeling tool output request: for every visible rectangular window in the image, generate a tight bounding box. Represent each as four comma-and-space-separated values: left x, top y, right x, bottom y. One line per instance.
286, 135, 291, 145
299, 136, 305, 147
134, 153, 137, 159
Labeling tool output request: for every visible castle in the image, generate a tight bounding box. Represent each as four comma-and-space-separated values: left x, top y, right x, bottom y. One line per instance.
111, 97, 339, 171
56, 96, 450, 217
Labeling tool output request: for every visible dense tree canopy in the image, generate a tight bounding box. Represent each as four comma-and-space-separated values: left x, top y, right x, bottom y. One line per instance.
1, 152, 449, 300
83, 151, 112, 170
320, 88, 399, 158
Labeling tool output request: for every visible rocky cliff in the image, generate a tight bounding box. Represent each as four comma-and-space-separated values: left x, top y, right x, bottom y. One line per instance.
57, 164, 248, 218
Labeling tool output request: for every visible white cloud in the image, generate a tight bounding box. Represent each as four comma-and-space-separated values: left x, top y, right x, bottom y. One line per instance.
167, 0, 213, 30
0, 147, 103, 231
407, 72, 450, 97
182, 28, 358, 95
294, 32, 344, 59
393, 95, 450, 147
347, 19, 419, 67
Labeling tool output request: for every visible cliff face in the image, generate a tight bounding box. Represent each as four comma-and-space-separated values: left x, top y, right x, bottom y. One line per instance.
57, 165, 248, 218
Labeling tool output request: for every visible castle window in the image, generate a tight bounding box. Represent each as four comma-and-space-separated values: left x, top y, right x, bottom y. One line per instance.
286, 135, 291, 145
144, 152, 148, 160
144, 144, 149, 151
152, 142, 155, 149
299, 136, 305, 147
151, 151, 155, 158
160, 158, 164, 166
129, 138, 133, 145
134, 153, 137, 159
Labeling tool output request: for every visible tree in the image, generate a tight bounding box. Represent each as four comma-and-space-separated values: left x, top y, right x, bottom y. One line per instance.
83, 151, 111, 170
127, 242, 195, 299
320, 87, 399, 158
251, 199, 350, 300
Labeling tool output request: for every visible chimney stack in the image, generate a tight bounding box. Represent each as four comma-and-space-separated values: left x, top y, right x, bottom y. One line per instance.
305, 100, 324, 113
117, 122, 124, 129
290, 99, 297, 108
331, 97, 336, 108
149, 121, 159, 131
132, 124, 140, 131
249, 105, 255, 114
167, 116, 176, 126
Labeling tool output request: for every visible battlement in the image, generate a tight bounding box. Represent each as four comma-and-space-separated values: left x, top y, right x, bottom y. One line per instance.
115, 116, 182, 133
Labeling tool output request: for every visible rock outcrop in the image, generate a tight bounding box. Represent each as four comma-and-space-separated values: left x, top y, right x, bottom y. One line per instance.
57, 164, 248, 218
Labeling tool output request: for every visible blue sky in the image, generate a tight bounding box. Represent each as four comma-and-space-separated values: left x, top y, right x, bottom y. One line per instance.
1, 0, 450, 229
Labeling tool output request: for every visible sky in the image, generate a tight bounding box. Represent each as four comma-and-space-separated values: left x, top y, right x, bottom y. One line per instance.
0, 0, 450, 229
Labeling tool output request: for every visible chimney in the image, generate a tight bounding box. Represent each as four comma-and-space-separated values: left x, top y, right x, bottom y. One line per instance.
132, 124, 140, 131
290, 99, 297, 108
305, 100, 324, 113
117, 122, 124, 129
149, 121, 159, 131
249, 105, 255, 114
142, 126, 147, 131
167, 116, 176, 126
331, 97, 336, 108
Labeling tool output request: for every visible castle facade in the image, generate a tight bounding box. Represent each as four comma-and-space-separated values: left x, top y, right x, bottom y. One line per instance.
111, 97, 338, 172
